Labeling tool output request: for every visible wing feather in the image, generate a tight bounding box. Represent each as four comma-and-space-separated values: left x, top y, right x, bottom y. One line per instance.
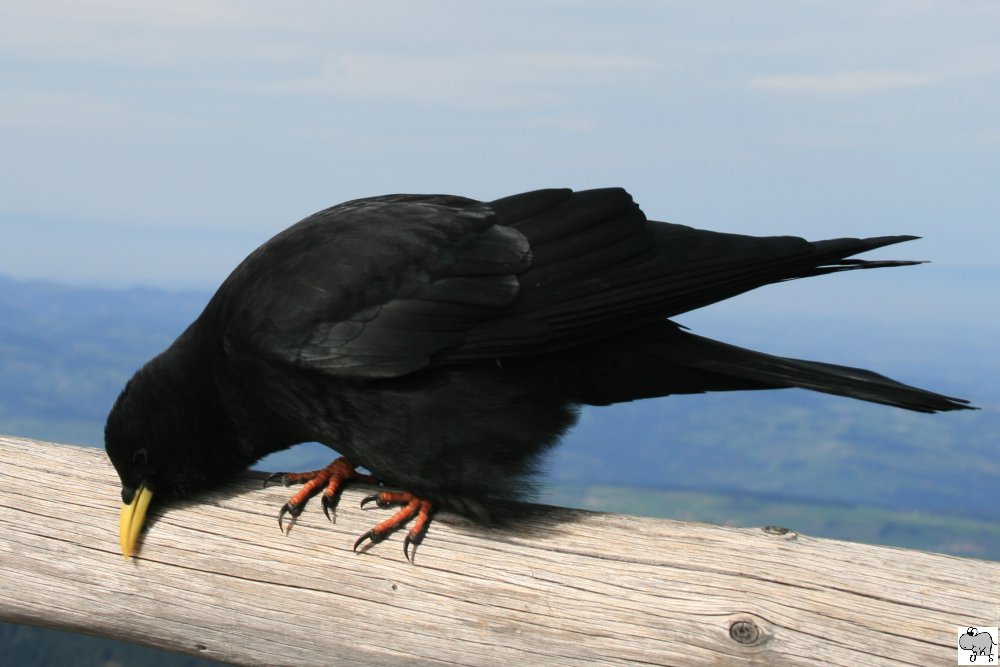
211, 188, 919, 379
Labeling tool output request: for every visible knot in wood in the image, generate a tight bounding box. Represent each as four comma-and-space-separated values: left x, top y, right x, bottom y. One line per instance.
729, 620, 761, 645
762, 525, 797, 538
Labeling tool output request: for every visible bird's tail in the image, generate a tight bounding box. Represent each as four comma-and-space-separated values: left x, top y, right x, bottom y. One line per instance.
575, 322, 974, 413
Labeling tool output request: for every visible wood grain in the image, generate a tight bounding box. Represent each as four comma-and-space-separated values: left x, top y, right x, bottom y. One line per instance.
0, 434, 996, 666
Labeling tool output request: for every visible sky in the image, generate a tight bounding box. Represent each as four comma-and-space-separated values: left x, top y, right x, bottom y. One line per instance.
1, 0, 998, 330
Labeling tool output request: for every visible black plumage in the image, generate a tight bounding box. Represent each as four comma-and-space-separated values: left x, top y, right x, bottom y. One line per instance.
106, 187, 973, 560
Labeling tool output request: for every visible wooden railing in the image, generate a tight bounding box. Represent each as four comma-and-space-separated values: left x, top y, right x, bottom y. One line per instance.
0, 434, 996, 666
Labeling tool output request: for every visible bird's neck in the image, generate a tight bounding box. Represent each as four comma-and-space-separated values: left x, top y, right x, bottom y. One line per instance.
140, 331, 258, 477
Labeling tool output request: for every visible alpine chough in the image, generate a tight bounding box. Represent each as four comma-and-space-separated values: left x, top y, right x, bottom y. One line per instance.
106, 187, 973, 561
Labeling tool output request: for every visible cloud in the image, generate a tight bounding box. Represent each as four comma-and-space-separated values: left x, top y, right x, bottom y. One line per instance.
507, 117, 596, 132
746, 57, 1000, 95
0, 3, 655, 111
747, 69, 943, 94
0, 0, 315, 69
253, 51, 654, 107
0, 92, 183, 131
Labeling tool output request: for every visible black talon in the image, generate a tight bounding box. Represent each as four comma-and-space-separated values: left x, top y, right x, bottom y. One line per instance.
263, 472, 290, 489
321, 494, 335, 522
353, 530, 372, 552
403, 533, 423, 564
277, 501, 303, 534
353, 529, 385, 553
361, 493, 392, 509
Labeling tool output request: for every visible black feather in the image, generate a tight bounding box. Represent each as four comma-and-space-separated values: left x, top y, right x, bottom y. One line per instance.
105, 187, 975, 535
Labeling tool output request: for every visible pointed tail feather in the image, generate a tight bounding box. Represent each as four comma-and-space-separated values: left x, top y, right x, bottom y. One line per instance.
680, 335, 974, 413
577, 323, 975, 413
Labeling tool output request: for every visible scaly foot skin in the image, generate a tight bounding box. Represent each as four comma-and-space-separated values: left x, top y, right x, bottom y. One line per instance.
263, 457, 377, 533
355, 491, 434, 563
264, 457, 433, 562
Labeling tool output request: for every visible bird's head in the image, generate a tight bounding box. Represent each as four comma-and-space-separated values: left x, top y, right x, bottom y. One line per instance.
105, 359, 244, 559
105, 423, 153, 562
105, 373, 185, 559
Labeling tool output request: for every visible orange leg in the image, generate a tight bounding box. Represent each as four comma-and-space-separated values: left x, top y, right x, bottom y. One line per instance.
264, 457, 377, 533
355, 491, 434, 563
264, 458, 435, 562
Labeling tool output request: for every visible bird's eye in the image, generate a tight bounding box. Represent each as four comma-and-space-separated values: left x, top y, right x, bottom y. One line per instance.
132, 448, 148, 466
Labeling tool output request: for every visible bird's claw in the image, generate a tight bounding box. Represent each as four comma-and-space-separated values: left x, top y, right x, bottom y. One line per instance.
353, 529, 386, 553
277, 501, 303, 534
321, 494, 336, 522
360, 493, 393, 510
352, 492, 433, 563
263, 472, 291, 489
403, 532, 424, 564
270, 457, 367, 531
268, 462, 434, 562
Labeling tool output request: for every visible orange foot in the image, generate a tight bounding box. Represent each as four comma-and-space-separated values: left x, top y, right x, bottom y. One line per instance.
355, 491, 433, 563
264, 457, 377, 531
263, 457, 433, 563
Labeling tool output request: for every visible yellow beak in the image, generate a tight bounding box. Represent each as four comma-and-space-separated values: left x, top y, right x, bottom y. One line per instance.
119, 484, 154, 558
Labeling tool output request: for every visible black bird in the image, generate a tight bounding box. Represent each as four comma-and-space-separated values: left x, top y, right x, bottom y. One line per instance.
106, 188, 973, 561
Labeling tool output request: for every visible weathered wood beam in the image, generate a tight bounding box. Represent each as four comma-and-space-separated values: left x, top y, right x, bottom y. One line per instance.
0, 434, 996, 666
